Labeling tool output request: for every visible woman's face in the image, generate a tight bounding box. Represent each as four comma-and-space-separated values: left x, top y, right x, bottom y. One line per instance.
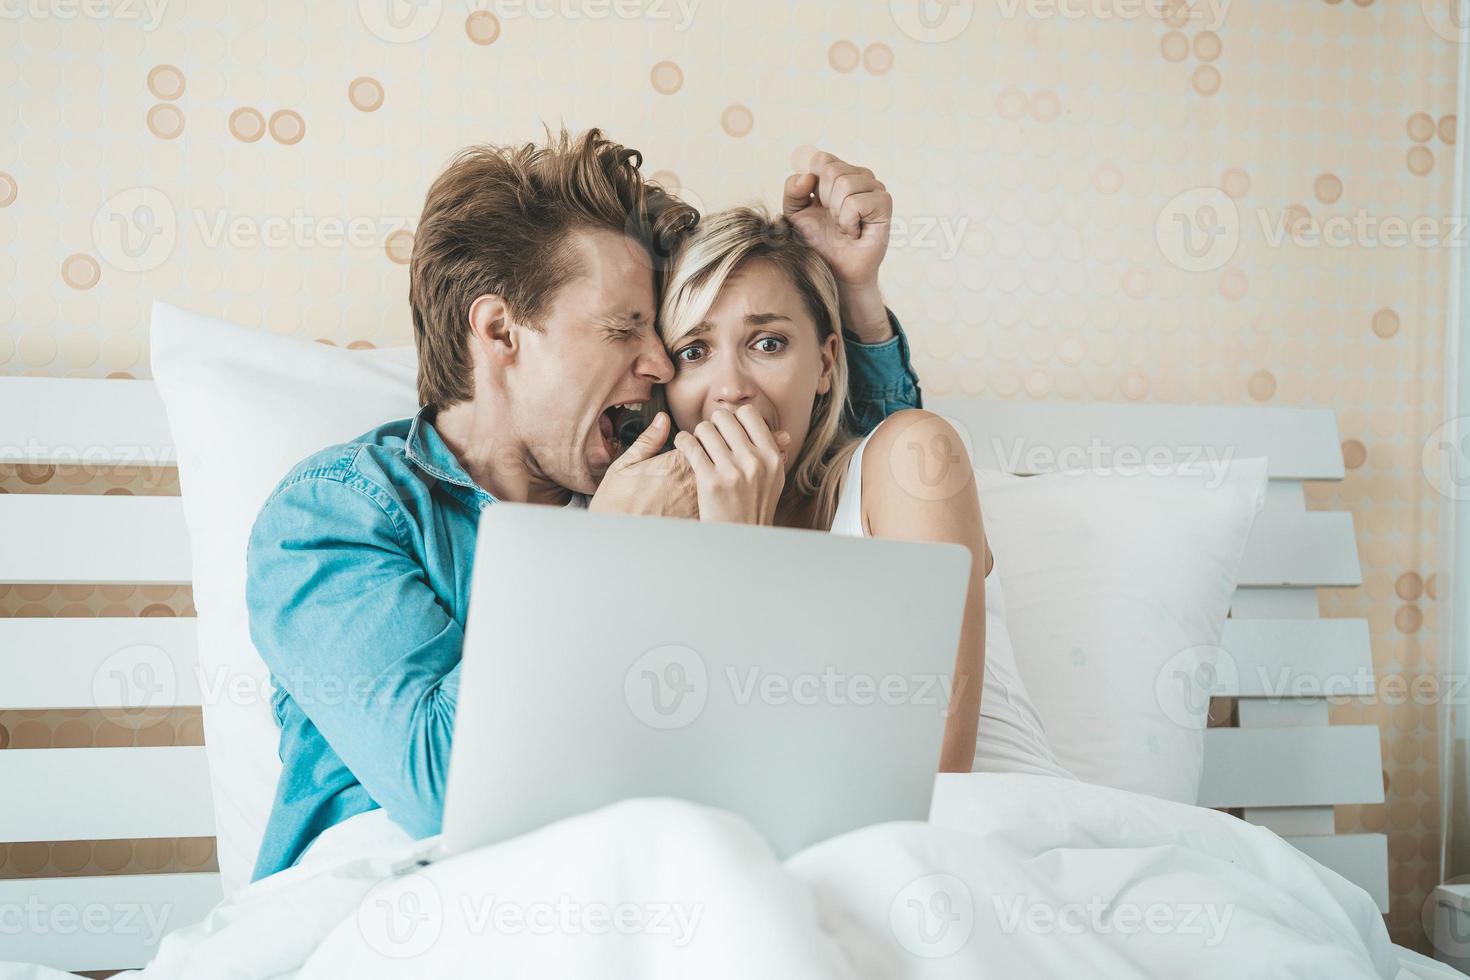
663, 260, 838, 469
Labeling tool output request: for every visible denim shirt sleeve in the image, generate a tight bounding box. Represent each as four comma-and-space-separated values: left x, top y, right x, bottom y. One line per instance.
246, 471, 458, 840
842, 308, 923, 436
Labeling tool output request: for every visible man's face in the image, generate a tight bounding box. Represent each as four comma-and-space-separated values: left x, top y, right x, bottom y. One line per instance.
505, 228, 673, 495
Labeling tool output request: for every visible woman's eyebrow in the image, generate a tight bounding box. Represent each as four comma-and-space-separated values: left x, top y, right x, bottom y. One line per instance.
687, 312, 792, 336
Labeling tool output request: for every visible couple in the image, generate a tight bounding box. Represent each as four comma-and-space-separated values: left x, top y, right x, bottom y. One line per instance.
245, 128, 1006, 882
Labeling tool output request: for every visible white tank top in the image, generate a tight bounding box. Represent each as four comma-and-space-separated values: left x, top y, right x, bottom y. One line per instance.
828, 431, 1074, 780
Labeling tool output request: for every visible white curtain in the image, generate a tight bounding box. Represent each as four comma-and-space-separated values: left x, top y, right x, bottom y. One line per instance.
1436, 29, 1470, 886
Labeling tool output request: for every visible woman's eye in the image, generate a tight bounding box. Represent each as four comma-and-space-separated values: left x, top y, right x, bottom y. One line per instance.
753, 336, 786, 354
674, 344, 706, 363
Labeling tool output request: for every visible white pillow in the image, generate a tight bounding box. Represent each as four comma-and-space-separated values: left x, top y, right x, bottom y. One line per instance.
975, 457, 1268, 805
149, 302, 418, 896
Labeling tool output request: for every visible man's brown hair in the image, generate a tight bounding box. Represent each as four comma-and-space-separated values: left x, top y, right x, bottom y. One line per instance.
409, 127, 699, 410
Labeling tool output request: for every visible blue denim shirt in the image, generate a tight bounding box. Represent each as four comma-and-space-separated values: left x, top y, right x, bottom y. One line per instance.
245, 316, 921, 880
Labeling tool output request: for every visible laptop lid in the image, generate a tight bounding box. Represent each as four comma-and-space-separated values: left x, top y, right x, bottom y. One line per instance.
443, 503, 971, 859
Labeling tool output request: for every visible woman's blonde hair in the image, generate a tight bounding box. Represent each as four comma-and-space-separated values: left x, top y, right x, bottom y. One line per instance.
658, 206, 860, 528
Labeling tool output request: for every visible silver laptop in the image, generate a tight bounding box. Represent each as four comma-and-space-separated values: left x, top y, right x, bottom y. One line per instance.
441, 502, 971, 860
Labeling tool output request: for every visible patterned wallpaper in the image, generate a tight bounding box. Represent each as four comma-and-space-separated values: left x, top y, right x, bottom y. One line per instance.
0, 0, 1461, 957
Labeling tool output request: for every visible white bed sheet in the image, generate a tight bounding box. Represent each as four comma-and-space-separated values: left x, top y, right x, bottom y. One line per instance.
0, 773, 1460, 979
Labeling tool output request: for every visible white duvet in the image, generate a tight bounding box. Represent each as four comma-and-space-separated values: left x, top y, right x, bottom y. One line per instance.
0, 773, 1453, 979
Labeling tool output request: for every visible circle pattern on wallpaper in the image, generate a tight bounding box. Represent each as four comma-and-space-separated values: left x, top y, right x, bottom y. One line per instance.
60, 254, 101, 290
1194, 31, 1222, 61
863, 43, 893, 75
147, 64, 186, 101
1373, 307, 1401, 339
349, 76, 385, 112
720, 104, 753, 138
92, 187, 178, 273
890, 0, 974, 43
1408, 113, 1436, 143
1407, 145, 1435, 176
229, 107, 266, 142
465, 10, 500, 44
1154, 186, 1239, 272
1191, 64, 1221, 96
0, 172, 15, 207
829, 40, 859, 73
650, 60, 683, 94
1220, 167, 1251, 199
146, 103, 185, 140
269, 110, 306, 145
384, 228, 414, 265
1314, 173, 1343, 204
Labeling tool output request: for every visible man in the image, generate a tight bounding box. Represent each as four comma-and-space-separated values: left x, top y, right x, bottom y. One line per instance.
245, 128, 922, 880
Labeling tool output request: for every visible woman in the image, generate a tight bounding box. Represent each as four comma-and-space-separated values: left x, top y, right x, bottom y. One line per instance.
651, 203, 1071, 780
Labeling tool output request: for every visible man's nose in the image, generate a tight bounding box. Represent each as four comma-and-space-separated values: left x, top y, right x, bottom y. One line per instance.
637, 332, 674, 385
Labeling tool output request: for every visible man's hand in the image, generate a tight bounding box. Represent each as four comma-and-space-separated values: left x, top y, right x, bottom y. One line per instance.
588, 412, 699, 519
672, 406, 790, 525
783, 150, 893, 344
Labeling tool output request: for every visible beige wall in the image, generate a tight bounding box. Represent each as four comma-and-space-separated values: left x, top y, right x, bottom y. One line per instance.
0, 0, 1460, 954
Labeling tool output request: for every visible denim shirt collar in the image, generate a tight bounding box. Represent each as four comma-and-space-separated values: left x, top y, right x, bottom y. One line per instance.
405, 406, 497, 511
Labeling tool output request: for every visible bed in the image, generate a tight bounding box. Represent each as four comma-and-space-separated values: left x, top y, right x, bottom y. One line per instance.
0, 375, 1459, 977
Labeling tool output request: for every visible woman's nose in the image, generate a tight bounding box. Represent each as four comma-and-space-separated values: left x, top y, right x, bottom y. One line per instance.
714, 360, 755, 407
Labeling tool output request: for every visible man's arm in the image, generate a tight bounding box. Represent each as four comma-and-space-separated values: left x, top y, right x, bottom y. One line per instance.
843, 306, 923, 436
781, 151, 923, 435
246, 475, 459, 839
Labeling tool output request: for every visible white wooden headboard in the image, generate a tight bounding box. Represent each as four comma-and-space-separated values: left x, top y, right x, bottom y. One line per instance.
0, 378, 215, 972
0, 379, 1387, 972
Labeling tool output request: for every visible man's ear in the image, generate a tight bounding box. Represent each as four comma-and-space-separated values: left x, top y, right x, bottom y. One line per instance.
468, 294, 516, 366
815, 331, 841, 396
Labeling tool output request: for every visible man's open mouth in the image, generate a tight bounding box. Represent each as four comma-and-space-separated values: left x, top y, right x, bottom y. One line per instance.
598, 402, 646, 460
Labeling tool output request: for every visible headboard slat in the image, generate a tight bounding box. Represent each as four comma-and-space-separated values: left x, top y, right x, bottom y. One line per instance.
1285, 833, 1390, 913
0, 618, 201, 709
0, 495, 191, 584
930, 397, 1346, 480
1236, 512, 1362, 588
0, 872, 221, 971
0, 747, 215, 841
0, 378, 177, 466
1199, 726, 1385, 808
1215, 619, 1374, 698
